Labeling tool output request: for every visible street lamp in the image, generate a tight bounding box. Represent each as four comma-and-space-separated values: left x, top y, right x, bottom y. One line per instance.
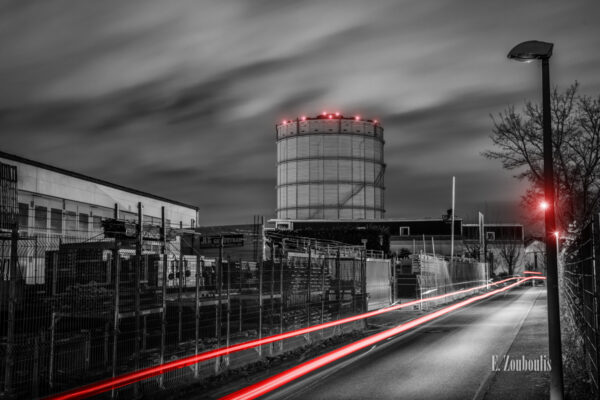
508, 40, 564, 399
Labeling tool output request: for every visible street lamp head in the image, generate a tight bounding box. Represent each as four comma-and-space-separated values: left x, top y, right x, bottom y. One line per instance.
507, 40, 553, 61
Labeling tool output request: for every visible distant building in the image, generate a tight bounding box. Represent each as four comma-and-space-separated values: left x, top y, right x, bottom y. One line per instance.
463, 223, 525, 275
0, 150, 198, 284
523, 238, 546, 273
268, 218, 462, 255
181, 221, 264, 262
275, 113, 385, 220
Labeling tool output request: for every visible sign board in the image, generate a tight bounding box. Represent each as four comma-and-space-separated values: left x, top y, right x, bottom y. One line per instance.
103, 219, 176, 241
197, 234, 244, 249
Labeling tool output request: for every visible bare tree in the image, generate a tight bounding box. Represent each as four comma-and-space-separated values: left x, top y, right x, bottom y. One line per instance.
496, 239, 522, 276
483, 82, 600, 233
462, 240, 481, 260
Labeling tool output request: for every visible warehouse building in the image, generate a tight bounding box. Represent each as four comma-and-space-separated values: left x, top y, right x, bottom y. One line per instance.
0, 150, 198, 284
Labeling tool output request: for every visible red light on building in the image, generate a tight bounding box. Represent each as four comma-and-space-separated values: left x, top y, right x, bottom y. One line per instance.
553, 231, 559, 238
328, 115, 333, 119
374, 119, 378, 124
282, 120, 287, 125
335, 112, 340, 116
301, 116, 306, 121
355, 116, 360, 121
322, 111, 327, 116
540, 201, 549, 211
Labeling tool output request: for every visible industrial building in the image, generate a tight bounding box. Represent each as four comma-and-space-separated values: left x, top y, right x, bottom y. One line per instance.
462, 223, 525, 275
276, 113, 385, 220
0, 150, 198, 284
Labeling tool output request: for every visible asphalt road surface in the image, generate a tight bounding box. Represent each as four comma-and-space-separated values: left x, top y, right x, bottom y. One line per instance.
264, 286, 544, 400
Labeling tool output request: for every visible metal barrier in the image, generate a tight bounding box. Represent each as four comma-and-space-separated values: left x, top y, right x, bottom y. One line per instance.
563, 213, 600, 395
0, 220, 368, 399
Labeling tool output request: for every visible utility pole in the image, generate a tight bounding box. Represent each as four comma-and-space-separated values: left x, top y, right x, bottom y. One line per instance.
450, 176, 455, 263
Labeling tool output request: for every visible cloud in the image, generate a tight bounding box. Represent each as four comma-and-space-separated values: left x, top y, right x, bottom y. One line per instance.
1, 0, 600, 227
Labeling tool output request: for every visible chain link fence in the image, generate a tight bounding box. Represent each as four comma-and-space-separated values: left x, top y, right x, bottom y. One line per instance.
563, 214, 600, 395
0, 215, 371, 399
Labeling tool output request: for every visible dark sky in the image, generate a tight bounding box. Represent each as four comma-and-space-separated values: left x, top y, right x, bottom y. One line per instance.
1, 0, 599, 226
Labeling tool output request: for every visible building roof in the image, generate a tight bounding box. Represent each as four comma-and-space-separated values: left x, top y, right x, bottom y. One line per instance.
269, 218, 463, 223
463, 223, 523, 227
0, 150, 198, 211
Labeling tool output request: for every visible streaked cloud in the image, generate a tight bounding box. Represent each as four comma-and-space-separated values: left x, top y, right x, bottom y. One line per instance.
1, 0, 599, 225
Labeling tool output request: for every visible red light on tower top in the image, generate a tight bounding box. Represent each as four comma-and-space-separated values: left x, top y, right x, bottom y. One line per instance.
540, 201, 549, 211
553, 231, 559, 238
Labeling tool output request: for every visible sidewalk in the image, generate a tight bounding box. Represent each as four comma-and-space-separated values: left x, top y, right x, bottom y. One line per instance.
480, 287, 551, 399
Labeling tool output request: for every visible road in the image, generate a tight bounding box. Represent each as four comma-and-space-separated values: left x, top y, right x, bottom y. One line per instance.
264, 286, 545, 400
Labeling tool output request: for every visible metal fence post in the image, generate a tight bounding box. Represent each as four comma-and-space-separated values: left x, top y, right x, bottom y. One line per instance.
134, 203, 142, 398
593, 214, 600, 393
352, 258, 356, 315
362, 250, 367, 315
111, 245, 120, 399
226, 256, 231, 367
239, 258, 243, 333
32, 334, 40, 398
270, 251, 274, 355
258, 249, 263, 357
178, 251, 183, 343
336, 250, 341, 321
216, 236, 223, 373
159, 206, 167, 389
3, 224, 18, 395
279, 248, 284, 352
307, 246, 312, 329
320, 255, 325, 337
195, 257, 201, 378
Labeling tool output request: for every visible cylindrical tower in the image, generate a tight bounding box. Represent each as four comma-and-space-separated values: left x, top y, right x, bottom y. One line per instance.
276, 113, 385, 220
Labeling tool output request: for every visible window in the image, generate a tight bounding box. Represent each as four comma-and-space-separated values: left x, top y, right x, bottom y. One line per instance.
34, 206, 47, 230
65, 211, 76, 233
50, 208, 62, 234
399, 226, 410, 236
486, 231, 496, 241
93, 216, 103, 231
79, 213, 89, 233
18, 203, 29, 229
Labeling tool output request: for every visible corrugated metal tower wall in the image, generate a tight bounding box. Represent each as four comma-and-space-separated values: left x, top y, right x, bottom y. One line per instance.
276, 115, 385, 220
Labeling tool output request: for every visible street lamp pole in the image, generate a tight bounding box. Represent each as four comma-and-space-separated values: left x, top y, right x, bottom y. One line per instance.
508, 40, 564, 399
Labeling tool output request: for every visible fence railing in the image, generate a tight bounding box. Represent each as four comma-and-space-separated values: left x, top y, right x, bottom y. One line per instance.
563, 213, 600, 395
0, 222, 369, 399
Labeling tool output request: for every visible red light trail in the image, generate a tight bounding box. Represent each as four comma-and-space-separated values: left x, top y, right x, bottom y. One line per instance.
220, 276, 545, 400
46, 277, 524, 400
